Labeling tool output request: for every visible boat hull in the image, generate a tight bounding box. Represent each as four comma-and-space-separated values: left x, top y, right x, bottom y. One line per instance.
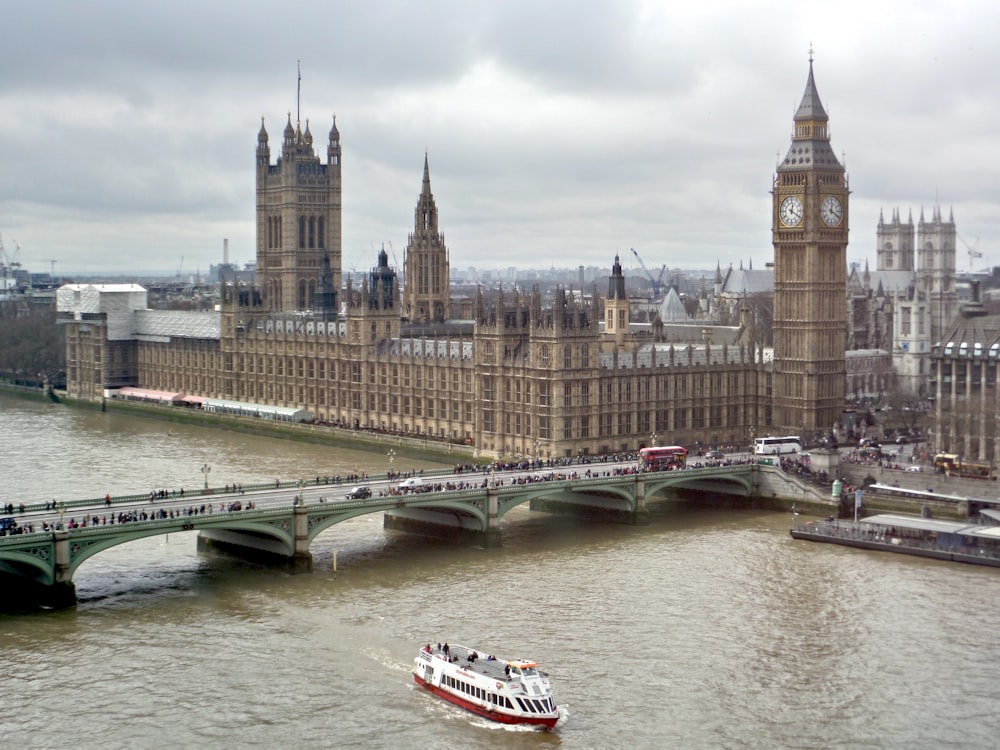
413, 673, 559, 729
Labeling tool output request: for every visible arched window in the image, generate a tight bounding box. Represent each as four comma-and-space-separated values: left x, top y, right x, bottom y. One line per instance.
318, 217, 325, 248
308, 217, 315, 249
299, 217, 306, 249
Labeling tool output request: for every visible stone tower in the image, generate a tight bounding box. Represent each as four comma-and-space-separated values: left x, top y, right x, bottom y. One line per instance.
403, 154, 450, 323
876, 208, 915, 272
345, 247, 400, 346
771, 54, 849, 437
256, 105, 342, 313
604, 254, 629, 346
917, 205, 958, 344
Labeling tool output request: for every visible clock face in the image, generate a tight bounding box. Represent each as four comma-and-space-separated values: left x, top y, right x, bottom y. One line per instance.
822, 196, 843, 226
779, 196, 803, 227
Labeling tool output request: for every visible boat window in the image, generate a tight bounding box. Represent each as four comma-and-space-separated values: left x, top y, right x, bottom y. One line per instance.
521, 666, 537, 676
515, 697, 529, 712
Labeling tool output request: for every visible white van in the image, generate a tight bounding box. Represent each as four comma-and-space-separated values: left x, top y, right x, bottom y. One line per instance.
398, 477, 424, 490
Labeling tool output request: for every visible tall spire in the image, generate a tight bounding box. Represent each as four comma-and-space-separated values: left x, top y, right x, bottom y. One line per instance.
779, 48, 841, 171
422, 151, 432, 198
794, 48, 829, 123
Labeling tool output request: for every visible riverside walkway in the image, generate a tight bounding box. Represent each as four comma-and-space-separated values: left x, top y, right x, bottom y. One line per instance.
0, 460, 762, 607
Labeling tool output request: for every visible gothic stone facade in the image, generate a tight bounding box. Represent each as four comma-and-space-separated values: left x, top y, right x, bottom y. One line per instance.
59, 60, 849, 459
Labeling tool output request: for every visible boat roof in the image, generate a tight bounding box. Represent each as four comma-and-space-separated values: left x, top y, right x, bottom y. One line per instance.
859, 514, 971, 534
859, 513, 1000, 539
508, 660, 538, 668
979, 508, 1000, 524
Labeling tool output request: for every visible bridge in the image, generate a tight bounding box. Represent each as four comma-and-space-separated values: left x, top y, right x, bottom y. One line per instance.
0, 461, 778, 608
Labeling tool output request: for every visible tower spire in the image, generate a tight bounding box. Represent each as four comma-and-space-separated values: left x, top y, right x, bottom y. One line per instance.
422, 151, 432, 197
296, 60, 302, 129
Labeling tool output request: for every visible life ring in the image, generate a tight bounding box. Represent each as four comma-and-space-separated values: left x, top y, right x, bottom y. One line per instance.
496, 681, 503, 689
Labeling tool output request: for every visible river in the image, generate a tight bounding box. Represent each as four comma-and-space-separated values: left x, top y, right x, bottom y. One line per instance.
1, 392, 998, 748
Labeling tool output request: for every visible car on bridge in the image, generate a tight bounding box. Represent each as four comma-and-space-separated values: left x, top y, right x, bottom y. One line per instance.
346, 486, 372, 499
705, 450, 725, 460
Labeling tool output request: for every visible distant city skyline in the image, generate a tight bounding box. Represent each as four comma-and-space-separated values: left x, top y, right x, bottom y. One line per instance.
1, 2, 997, 276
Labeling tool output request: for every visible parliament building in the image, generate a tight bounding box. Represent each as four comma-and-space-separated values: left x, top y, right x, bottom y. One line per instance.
57, 58, 849, 459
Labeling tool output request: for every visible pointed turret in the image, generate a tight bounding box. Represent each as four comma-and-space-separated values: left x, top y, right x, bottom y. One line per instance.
608, 254, 626, 300
403, 153, 450, 323
779, 53, 842, 171
257, 116, 270, 167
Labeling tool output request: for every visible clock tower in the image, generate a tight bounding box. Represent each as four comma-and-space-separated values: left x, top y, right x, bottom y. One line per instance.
771, 53, 849, 437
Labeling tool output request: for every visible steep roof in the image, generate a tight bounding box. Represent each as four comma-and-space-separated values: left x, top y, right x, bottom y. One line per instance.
720, 267, 773, 296
658, 287, 688, 321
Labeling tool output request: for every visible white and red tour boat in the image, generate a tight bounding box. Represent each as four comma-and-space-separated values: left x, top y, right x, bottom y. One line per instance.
413, 642, 559, 729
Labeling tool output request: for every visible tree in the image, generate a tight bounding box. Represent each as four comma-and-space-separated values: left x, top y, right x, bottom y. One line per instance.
0, 298, 65, 386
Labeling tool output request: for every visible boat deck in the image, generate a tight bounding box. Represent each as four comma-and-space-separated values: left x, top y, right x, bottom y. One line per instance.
423, 643, 522, 684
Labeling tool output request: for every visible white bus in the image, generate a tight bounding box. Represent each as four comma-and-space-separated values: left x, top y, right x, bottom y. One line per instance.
753, 436, 802, 455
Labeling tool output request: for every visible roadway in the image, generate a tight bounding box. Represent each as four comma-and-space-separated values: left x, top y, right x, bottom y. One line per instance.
2, 457, 652, 537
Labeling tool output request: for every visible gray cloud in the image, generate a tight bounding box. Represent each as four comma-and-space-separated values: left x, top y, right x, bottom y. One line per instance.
1, 1, 998, 277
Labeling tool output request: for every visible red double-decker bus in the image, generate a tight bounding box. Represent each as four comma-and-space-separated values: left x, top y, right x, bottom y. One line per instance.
638, 445, 688, 471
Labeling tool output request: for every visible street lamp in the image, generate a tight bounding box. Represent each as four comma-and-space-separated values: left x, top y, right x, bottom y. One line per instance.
201, 463, 211, 491
387, 449, 396, 479
650, 432, 657, 447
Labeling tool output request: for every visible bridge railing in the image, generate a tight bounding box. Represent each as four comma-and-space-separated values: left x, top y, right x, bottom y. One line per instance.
7, 467, 469, 517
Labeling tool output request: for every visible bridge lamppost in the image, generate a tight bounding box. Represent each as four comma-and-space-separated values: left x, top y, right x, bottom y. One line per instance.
387, 449, 396, 479
749, 425, 756, 462
650, 432, 657, 447
201, 463, 211, 491
296, 479, 305, 506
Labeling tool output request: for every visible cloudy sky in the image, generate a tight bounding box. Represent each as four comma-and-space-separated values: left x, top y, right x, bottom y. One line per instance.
1, 1, 997, 279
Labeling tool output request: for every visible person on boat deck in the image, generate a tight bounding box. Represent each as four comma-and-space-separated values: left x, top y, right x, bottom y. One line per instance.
424, 644, 432, 653
443, 643, 450, 658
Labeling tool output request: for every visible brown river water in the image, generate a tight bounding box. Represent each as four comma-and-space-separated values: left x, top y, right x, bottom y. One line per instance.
1, 393, 998, 749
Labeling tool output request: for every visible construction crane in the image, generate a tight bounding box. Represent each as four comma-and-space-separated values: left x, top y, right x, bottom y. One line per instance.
0, 233, 23, 281
630, 247, 666, 298
960, 234, 982, 272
